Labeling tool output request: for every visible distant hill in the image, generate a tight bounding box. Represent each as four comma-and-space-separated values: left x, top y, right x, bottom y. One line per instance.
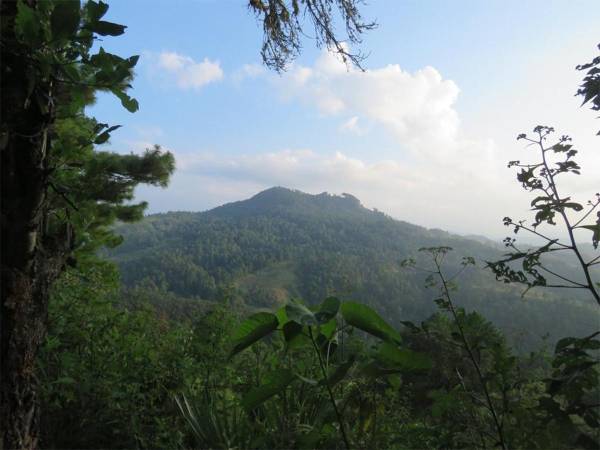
110, 187, 599, 350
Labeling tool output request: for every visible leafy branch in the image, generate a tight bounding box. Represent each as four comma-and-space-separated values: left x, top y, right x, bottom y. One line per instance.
487, 126, 599, 304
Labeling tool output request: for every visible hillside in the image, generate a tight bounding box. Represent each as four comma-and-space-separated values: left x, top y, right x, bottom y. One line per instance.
110, 187, 598, 349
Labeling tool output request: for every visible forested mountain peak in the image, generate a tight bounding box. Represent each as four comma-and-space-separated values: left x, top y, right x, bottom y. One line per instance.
209, 186, 368, 220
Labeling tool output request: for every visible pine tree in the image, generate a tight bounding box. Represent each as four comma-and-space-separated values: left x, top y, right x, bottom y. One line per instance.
0, 2, 173, 447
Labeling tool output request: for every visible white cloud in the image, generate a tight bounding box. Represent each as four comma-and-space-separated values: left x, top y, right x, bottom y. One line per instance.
232, 63, 266, 83
278, 50, 461, 157
157, 52, 191, 71
152, 51, 223, 90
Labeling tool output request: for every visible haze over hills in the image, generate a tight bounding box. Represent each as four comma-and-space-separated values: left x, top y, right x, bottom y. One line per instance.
110, 187, 598, 349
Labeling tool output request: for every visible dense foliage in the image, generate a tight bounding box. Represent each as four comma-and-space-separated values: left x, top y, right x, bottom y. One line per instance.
37, 255, 599, 449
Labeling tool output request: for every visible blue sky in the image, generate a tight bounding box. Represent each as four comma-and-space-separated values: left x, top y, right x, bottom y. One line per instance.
91, 0, 600, 237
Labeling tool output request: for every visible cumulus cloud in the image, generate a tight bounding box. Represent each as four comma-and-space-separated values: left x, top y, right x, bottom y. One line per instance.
152, 51, 223, 90
278, 50, 461, 156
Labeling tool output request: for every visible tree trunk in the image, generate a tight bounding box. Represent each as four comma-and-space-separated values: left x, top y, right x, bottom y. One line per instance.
1, 2, 67, 449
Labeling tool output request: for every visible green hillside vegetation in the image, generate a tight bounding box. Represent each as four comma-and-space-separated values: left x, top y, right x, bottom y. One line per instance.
38, 245, 599, 449
110, 187, 598, 350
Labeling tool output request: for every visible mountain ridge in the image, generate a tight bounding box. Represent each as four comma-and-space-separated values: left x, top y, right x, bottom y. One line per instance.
111, 186, 598, 350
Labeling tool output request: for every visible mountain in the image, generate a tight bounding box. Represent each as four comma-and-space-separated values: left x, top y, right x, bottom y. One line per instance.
109, 187, 598, 349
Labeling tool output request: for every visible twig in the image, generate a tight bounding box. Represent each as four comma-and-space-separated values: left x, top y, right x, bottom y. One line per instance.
433, 256, 508, 450
49, 182, 79, 211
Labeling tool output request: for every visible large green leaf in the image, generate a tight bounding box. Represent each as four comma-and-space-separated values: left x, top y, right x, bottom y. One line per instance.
283, 321, 310, 349
241, 369, 295, 412
340, 302, 401, 344
51, 0, 81, 41
230, 312, 278, 357
91, 20, 126, 36
315, 297, 340, 324
286, 300, 317, 325
375, 343, 432, 371
319, 318, 337, 341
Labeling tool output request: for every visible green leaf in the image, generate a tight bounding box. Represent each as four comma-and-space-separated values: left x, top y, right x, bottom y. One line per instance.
93, 122, 109, 133
562, 202, 583, 211
91, 20, 126, 36
230, 312, 278, 357
282, 321, 300, 338
319, 318, 337, 341
578, 224, 600, 249
111, 89, 139, 113
15, 0, 41, 46
283, 321, 309, 349
375, 343, 432, 371
315, 297, 340, 324
241, 369, 295, 412
85, 0, 109, 22
126, 55, 140, 68
275, 306, 288, 327
51, 0, 81, 41
321, 355, 356, 388
90, 47, 123, 68
340, 302, 401, 344
286, 300, 317, 325
94, 125, 121, 145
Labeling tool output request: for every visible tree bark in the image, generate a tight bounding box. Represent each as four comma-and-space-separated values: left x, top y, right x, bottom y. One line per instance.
1, 2, 68, 449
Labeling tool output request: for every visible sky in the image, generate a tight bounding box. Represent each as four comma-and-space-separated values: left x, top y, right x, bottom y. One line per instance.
90, 0, 600, 239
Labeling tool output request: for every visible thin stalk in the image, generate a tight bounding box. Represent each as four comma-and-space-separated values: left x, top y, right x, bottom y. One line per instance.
308, 326, 351, 450
573, 198, 600, 227
505, 221, 571, 248
536, 264, 588, 288
456, 368, 489, 449
434, 257, 508, 450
